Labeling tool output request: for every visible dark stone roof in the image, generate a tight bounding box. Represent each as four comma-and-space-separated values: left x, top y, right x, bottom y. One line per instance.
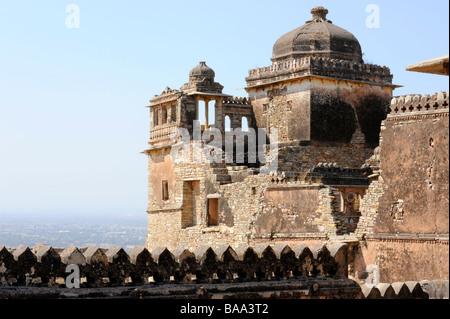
181, 61, 224, 94
272, 7, 363, 63
189, 61, 215, 79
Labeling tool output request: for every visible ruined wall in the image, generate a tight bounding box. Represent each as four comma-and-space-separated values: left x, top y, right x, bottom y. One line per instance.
375, 94, 449, 235
353, 93, 449, 282
221, 97, 255, 131
355, 176, 384, 238
152, 174, 270, 250
147, 210, 183, 249
256, 186, 323, 236
274, 142, 373, 172
147, 159, 215, 249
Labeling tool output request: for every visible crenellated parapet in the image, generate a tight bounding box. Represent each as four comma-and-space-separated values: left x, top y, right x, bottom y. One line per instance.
1, 243, 350, 288
1, 243, 444, 299
222, 96, 251, 106
361, 281, 448, 299
389, 91, 449, 116
246, 57, 393, 88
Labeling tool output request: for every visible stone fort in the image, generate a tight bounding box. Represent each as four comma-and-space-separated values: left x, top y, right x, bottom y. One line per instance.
0, 6, 447, 299
144, 6, 449, 285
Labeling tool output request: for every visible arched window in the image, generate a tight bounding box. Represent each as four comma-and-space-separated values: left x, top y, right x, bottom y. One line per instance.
242, 117, 249, 132
208, 100, 215, 126
225, 115, 231, 131
198, 100, 207, 126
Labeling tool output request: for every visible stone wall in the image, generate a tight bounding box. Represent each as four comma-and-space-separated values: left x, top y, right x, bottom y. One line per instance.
310, 83, 391, 145
375, 92, 449, 236
273, 142, 374, 172
247, 77, 391, 147
351, 92, 449, 283
355, 176, 384, 238
0, 243, 351, 288
249, 81, 311, 143
354, 237, 449, 283
1, 243, 441, 299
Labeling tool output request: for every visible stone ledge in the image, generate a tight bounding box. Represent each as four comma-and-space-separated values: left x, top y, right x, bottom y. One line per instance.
0, 278, 362, 299
366, 233, 449, 242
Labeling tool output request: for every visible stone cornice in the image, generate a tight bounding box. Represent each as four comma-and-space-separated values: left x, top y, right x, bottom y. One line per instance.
245, 56, 394, 88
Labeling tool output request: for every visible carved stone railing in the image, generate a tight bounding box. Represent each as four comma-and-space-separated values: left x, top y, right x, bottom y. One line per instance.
389, 92, 449, 114
150, 124, 178, 142
0, 244, 443, 299
1, 243, 350, 287
246, 57, 393, 87
266, 164, 372, 186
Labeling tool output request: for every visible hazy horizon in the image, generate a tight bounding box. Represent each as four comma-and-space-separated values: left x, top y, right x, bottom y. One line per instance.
0, 1, 448, 225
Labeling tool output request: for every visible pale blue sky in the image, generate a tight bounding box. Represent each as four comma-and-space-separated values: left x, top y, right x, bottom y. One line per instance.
0, 0, 448, 218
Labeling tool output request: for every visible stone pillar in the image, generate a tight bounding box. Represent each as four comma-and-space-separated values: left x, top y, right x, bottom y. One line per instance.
205, 99, 209, 128
195, 96, 199, 121
215, 98, 223, 130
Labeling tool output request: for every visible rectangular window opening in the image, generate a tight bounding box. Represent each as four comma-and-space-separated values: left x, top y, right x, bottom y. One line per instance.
207, 198, 219, 227
162, 180, 169, 201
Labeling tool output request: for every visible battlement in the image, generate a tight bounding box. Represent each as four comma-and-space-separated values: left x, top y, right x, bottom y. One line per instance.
1, 243, 443, 299
361, 281, 448, 299
1, 243, 350, 288
222, 96, 251, 106
389, 92, 449, 115
246, 57, 393, 87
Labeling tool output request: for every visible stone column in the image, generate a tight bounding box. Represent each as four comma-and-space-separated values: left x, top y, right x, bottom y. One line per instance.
205, 99, 209, 128
195, 96, 199, 121
215, 98, 223, 131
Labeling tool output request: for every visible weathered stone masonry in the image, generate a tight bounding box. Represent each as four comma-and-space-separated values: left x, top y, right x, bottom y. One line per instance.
354, 92, 449, 283
143, 6, 448, 289
1, 243, 442, 299
144, 7, 397, 253
0, 6, 448, 300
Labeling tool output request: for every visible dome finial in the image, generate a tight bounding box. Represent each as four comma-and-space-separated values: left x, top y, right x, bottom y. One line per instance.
307, 6, 332, 23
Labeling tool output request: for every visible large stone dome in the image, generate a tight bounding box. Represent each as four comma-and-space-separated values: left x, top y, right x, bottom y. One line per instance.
272, 7, 363, 63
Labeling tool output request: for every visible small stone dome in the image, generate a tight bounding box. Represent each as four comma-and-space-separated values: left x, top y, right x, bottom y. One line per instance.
189, 61, 215, 82
272, 7, 363, 63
